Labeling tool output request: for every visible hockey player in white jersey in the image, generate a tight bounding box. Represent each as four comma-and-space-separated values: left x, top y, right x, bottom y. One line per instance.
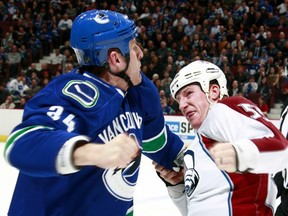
154, 60, 288, 216
4, 10, 185, 216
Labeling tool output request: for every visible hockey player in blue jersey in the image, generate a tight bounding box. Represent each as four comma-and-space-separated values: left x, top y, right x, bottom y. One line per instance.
4, 10, 185, 216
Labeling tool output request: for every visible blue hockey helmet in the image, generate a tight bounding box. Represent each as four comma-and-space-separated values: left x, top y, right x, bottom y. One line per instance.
70, 10, 138, 66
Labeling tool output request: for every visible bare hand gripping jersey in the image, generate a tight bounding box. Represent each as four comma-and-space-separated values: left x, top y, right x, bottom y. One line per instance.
171, 96, 288, 216
4, 70, 184, 216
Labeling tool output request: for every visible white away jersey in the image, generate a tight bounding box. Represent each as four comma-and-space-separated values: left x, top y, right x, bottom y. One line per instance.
173, 96, 288, 216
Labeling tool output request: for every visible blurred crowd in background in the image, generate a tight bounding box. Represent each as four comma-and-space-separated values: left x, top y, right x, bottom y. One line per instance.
0, 0, 288, 117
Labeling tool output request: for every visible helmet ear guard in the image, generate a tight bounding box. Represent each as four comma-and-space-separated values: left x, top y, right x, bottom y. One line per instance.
170, 60, 229, 100
70, 10, 138, 67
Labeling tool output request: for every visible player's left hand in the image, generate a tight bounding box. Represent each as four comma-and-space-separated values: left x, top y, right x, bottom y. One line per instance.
209, 142, 238, 173
153, 161, 184, 185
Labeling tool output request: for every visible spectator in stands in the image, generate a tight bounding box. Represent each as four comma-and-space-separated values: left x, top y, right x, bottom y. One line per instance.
277, 0, 288, 15
8, 72, 24, 103
263, 12, 279, 27
210, 19, 221, 36
29, 77, 41, 98
20, 11, 32, 32
172, 12, 188, 28
0, 81, 10, 105
275, 50, 285, 68
14, 27, 29, 48
51, 23, 61, 49
39, 25, 53, 56
199, 27, 210, 43
266, 42, 279, 58
166, 54, 177, 74
263, 30, 274, 47
0, 1, 6, 21
267, 65, 280, 89
15, 96, 26, 109
161, 70, 172, 97
0, 46, 7, 61
0, 95, 15, 109
12, 8, 22, 21
26, 63, 40, 78
28, 34, 42, 63
240, 1, 249, 14
139, 6, 150, 21
252, 40, 263, 59
65, 2, 77, 19
121, 1, 137, 18
231, 33, 245, 50
6, 0, 17, 21
157, 40, 168, 60
258, 95, 269, 116
184, 19, 196, 38
7, 45, 21, 79
57, 13, 73, 44
230, 48, 241, 66
218, 55, 230, 72
276, 31, 287, 52
152, 73, 159, 85
18, 44, 29, 70
256, 7, 267, 26
228, 79, 243, 96
41, 77, 49, 88
49, 48, 64, 66
243, 75, 258, 97
161, 96, 175, 115
65, 54, 78, 68
39, 63, 52, 80
154, 78, 162, 92
223, 64, 234, 88
60, 40, 74, 55
22, 76, 30, 97
257, 76, 271, 102
259, 0, 273, 13
63, 62, 74, 74
246, 57, 260, 81
267, 65, 280, 101
265, 56, 275, 75
259, 49, 269, 66
1, 31, 14, 52
258, 64, 267, 83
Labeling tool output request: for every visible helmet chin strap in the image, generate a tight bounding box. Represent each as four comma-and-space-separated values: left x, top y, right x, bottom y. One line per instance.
205, 92, 217, 110
103, 55, 134, 88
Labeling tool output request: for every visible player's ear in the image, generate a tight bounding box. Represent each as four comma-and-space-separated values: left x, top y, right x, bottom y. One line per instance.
209, 84, 221, 101
107, 49, 124, 73
108, 50, 121, 65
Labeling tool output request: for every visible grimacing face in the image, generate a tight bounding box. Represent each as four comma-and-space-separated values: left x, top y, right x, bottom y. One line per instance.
176, 84, 211, 130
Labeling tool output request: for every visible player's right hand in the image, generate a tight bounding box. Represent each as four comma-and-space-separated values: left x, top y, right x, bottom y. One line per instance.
73, 133, 140, 169
100, 133, 140, 169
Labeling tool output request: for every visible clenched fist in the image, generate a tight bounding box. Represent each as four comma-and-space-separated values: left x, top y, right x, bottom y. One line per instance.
73, 133, 140, 169
209, 142, 238, 173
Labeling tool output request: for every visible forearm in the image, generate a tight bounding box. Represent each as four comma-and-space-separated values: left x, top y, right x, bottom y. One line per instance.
167, 185, 188, 216
73, 143, 104, 167
5, 126, 87, 176
73, 133, 140, 170
171, 197, 188, 216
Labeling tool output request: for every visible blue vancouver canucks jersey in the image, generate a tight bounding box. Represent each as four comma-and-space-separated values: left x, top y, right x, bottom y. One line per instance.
4, 69, 183, 216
